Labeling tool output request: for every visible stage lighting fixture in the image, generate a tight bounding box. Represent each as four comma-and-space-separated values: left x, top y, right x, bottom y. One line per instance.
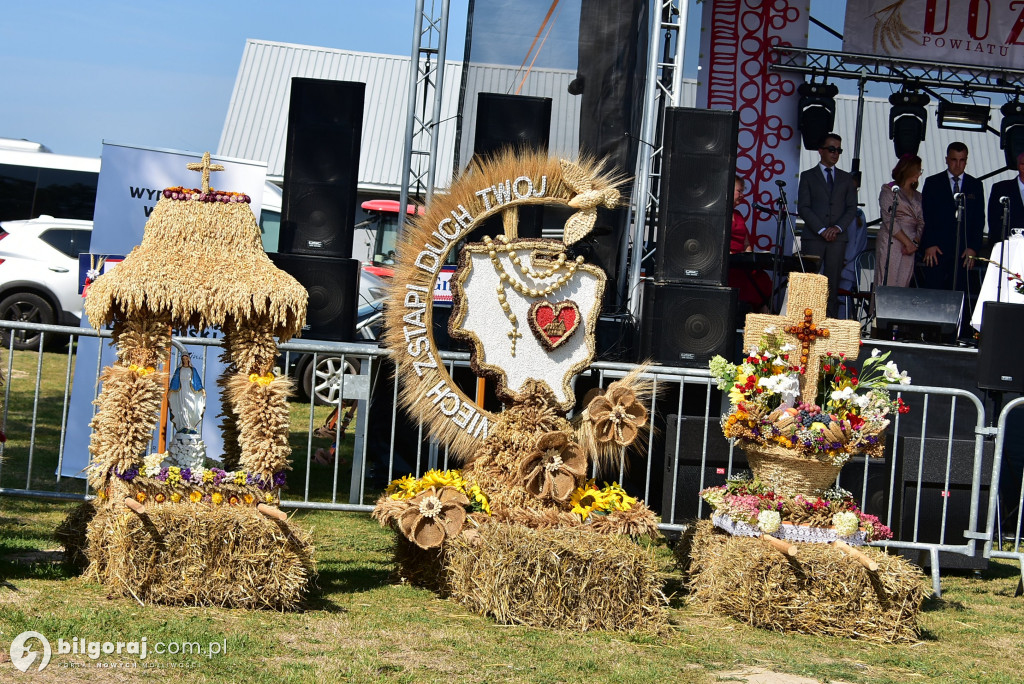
888, 91, 929, 157
936, 100, 990, 131
797, 82, 839, 150
1000, 101, 1024, 169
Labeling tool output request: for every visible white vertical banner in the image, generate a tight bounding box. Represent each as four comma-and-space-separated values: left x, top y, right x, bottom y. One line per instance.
697, 0, 810, 254
60, 143, 268, 479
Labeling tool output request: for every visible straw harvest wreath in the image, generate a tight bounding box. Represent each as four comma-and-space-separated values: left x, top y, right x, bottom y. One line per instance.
374, 151, 661, 551
703, 273, 912, 549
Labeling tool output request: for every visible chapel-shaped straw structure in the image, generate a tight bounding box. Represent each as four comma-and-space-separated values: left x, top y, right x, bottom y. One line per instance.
85, 153, 307, 495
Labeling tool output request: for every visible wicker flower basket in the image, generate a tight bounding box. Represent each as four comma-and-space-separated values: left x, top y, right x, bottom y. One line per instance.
739, 440, 842, 497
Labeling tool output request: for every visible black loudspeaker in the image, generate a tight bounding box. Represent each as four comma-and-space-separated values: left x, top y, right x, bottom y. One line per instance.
660, 414, 745, 523
656, 107, 739, 285
280, 78, 364, 258
269, 253, 359, 341
978, 302, 1024, 392
639, 281, 737, 367
472, 93, 552, 242
896, 436, 994, 570
473, 93, 552, 159
874, 286, 963, 343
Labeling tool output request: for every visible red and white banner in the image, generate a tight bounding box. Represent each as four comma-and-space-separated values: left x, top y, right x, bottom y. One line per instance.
844, 0, 1024, 70
697, 0, 809, 253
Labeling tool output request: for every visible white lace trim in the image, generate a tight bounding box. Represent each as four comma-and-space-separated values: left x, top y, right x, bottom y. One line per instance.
712, 513, 867, 546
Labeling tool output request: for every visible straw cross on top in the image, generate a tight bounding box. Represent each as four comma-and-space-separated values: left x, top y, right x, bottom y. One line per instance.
186, 151, 225, 194
742, 273, 860, 403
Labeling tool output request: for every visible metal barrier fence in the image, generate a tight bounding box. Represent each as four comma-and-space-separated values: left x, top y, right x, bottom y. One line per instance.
985, 396, 1024, 592
0, 320, 1019, 597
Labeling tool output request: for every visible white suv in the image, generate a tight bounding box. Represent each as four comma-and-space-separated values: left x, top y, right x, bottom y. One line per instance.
0, 216, 91, 349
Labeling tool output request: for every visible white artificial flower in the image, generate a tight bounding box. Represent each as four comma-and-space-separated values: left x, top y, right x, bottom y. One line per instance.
830, 386, 856, 402
871, 348, 881, 358
852, 393, 872, 409
776, 376, 801, 410
780, 343, 795, 352
832, 511, 861, 537
772, 355, 787, 367
764, 326, 776, 334
143, 451, 167, 477
757, 509, 782, 534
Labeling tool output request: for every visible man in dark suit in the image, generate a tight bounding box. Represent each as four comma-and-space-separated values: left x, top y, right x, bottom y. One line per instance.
921, 142, 985, 294
798, 133, 858, 317
986, 151, 1024, 244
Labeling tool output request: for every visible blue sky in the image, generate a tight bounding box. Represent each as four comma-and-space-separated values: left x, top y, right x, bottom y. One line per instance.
1, 1, 848, 159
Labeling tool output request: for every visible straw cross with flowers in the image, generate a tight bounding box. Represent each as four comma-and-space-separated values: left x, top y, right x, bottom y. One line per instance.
742, 273, 861, 403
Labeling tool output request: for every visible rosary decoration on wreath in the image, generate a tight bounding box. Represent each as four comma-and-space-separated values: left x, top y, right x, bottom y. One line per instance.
483, 233, 586, 356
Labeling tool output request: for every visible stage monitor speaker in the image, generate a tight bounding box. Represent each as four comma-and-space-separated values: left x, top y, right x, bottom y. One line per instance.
874, 286, 963, 343
269, 253, 359, 342
978, 302, 1024, 392
280, 78, 364, 258
639, 281, 737, 367
661, 414, 744, 522
656, 107, 738, 285
473, 93, 552, 160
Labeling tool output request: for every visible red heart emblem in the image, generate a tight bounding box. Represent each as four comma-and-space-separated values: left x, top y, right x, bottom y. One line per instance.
528, 300, 581, 351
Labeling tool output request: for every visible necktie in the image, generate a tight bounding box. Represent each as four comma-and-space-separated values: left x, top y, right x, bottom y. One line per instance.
826, 167, 834, 193
953, 176, 960, 194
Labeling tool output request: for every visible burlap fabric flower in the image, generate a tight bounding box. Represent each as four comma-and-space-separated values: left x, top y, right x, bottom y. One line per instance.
588, 385, 648, 447
397, 486, 470, 549
519, 432, 587, 501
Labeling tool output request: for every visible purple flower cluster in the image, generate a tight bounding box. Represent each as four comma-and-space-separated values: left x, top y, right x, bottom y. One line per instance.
112, 467, 139, 482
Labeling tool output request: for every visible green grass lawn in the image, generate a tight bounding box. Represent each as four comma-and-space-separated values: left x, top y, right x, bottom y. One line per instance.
2, 496, 1023, 683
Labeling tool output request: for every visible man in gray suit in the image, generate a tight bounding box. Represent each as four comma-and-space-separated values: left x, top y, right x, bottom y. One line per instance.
798, 133, 859, 317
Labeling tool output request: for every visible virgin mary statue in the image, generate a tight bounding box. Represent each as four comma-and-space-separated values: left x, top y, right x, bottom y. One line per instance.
167, 353, 207, 468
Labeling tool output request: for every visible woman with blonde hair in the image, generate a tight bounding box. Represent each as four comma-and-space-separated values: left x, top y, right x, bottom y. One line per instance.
875, 154, 924, 288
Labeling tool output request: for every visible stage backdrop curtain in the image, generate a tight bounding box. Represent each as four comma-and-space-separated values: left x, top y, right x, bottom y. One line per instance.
696, 0, 809, 256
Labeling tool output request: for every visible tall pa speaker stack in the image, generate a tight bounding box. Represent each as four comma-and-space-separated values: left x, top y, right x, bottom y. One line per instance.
468, 93, 552, 248
274, 78, 365, 342
639, 108, 739, 367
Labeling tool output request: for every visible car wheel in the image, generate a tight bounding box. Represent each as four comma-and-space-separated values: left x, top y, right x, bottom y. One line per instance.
0, 292, 56, 351
301, 354, 360, 406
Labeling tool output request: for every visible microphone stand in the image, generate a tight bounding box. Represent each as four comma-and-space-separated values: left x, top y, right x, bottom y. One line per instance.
772, 181, 804, 314
952, 192, 966, 292
882, 186, 900, 287
998, 197, 1010, 302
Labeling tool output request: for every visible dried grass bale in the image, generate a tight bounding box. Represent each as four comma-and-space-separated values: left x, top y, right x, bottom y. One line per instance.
84, 503, 314, 610
685, 520, 926, 643
55, 500, 98, 570
444, 521, 667, 632
393, 534, 449, 592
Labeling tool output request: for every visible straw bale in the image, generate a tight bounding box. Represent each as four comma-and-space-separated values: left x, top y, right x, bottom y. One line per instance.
84, 198, 307, 341
56, 501, 98, 570
684, 520, 926, 643
393, 534, 449, 592
444, 521, 667, 632
84, 502, 314, 610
